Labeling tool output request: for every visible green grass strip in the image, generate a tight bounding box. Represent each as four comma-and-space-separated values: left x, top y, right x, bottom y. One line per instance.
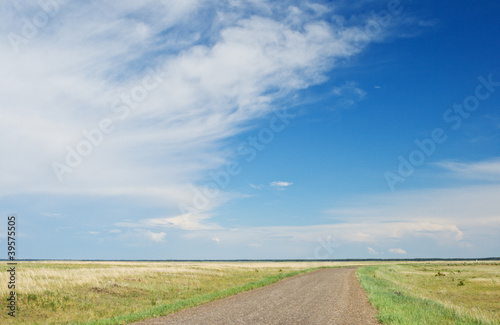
357, 266, 491, 325
78, 267, 323, 325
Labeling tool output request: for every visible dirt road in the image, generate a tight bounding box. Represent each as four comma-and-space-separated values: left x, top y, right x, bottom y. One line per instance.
135, 267, 379, 324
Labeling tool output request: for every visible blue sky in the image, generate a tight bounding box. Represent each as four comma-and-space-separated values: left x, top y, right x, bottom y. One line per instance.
1, 0, 499, 259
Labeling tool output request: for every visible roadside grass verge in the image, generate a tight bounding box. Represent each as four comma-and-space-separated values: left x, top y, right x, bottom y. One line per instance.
357, 263, 500, 324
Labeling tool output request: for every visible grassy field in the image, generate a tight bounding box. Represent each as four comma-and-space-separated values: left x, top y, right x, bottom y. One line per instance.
0, 261, 346, 324
357, 261, 500, 324
2, 260, 498, 324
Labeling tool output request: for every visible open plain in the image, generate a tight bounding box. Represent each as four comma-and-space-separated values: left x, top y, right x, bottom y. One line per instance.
1, 260, 498, 324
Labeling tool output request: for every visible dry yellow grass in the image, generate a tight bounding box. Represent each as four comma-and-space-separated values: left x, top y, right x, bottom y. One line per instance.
1, 260, 408, 295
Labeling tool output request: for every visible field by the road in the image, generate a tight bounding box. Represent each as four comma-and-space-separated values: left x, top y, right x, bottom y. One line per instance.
358, 262, 500, 324
1, 260, 498, 324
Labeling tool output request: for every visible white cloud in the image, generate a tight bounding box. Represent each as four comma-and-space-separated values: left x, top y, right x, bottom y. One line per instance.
332, 82, 366, 98
146, 213, 219, 230
389, 248, 407, 254
118, 229, 166, 244
212, 237, 221, 243
183, 220, 466, 249
270, 181, 293, 190
146, 231, 167, 243
116, 213, 219, 231
436, 158, 500, 180
367, 247, 378, 255
330, 81, 366, 110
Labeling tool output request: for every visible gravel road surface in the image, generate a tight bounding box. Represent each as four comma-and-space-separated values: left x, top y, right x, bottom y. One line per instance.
135, 267, 380, 325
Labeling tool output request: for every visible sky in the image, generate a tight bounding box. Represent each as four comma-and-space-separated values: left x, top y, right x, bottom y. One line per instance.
1, 0, 499, 260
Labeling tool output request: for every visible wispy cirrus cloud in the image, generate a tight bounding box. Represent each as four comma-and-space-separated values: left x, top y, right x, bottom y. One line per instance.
0, 0, 411, 244
116, 213, 219, 231
1, 1, 383, 200
435, 158, 500, 180
118, 229, 167, 245
330, 81, 366, 109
